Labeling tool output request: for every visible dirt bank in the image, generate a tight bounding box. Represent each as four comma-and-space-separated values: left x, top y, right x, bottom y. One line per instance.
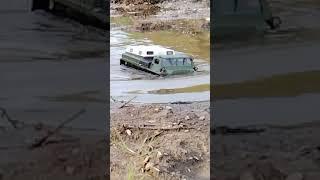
110, 0, 210, 34
213, 123, 320, 180
110, 101, 210, 179
0, 110, 106, 180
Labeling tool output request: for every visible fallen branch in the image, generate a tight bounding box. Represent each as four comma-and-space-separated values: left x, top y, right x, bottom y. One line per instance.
213, 126, 266, 135
0, 107, 20, 129
143, 130, 163, 143
119, 96, 137, 109
29, 109, 86, 149
123, 124, 194, 131
170, 101, 192, 104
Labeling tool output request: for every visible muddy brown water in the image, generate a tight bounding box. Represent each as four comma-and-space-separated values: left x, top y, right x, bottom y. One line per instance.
110, 26, 210, 103
0, 0, 107, 131
214, 2, 320, 127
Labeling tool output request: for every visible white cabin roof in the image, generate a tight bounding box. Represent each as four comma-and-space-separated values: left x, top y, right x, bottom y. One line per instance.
125, 45, 175, 57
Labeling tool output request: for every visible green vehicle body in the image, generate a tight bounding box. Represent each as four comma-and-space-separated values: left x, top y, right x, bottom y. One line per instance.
120, 52, 197, 76
213, 0, 281, 37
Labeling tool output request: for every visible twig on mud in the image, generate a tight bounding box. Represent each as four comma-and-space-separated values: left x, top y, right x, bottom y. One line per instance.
29, 109, 86, 149
119, 96, 137, 109
126, 147, 137, 154
112, 127, 137, 155
143, 130, 163, 143
170, 101, 192, 104
0, 107, 20, 129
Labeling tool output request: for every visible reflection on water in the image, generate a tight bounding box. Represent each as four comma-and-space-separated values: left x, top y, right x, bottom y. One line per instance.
130, 31, 210, 62
110, 27, 210, 103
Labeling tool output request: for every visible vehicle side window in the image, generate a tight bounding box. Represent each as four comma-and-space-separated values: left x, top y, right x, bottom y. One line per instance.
183, 58, 192, 65
167, 51, 173, 55
154, 59, 159, 64
139, 51, 142, 55
147, 51, 154, 55
177, 58, 184, 66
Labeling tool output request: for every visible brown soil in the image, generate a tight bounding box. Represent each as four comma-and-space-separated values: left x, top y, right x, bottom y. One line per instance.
110, 0, 210, 33
110, 102, 210, 180
213, 124, 320, 180
0, 122, 106, 180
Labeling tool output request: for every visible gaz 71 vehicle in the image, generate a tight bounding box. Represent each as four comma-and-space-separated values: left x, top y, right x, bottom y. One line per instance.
120, 45, 198, 76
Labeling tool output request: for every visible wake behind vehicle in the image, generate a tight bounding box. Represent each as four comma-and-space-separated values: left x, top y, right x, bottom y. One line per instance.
120, 45, 198, 76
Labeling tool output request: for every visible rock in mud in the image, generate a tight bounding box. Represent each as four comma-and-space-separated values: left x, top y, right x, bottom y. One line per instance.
157, 151, 162, 159
126, 129, 132, 136
184, 116, 190, 120
199, 116, 205, 121
165, 106, 172, 110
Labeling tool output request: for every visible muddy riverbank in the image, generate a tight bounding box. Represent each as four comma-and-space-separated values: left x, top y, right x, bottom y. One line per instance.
110, 0, 210, 34
213, 123, 320, 180
110, 101, 210, 179
0, 120, 106, 180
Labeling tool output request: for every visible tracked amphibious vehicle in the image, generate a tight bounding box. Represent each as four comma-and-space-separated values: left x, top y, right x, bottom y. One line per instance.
120, 45, 198, 76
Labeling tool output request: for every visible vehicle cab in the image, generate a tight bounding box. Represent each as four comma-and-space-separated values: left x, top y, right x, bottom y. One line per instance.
151, 55, 197, 76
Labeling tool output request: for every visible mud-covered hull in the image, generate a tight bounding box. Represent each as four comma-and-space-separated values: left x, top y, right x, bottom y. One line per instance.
120, 58, 163, 76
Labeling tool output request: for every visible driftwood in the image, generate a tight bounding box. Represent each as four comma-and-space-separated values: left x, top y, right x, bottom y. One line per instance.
123, 124, 194, 131
170, 101, 192, 104
0, 107, 19, 129
29, 109, 86, 149
119, 96, 137, 109
213, 126, 266, 135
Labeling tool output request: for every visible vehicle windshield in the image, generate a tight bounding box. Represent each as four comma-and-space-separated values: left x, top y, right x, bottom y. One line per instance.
162, 58, 193, 67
